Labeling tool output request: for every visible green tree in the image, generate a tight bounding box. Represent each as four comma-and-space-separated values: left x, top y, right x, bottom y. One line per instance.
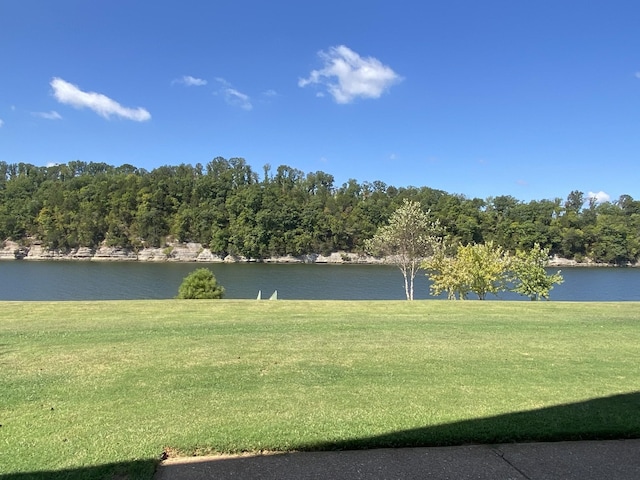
365, 199, 440, 300
456, 242, 509, 300
585, 201, 639, 265
421, 239, 465, 300
510, 243, 563, 300
177, 268, 225, 299
424, 241, 509, 300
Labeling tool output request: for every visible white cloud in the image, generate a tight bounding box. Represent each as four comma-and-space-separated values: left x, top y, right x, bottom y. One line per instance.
0, 119, 4, 128
50, 77, 151, 121
32, 110, 62, 120
635, 72, 640, 79
225, 88, 252, 110
173, 75, 207, 86
263, 89, 278, 97
299, 45, 402, 104
588, 191, 611, 203
215, 78, 252, 110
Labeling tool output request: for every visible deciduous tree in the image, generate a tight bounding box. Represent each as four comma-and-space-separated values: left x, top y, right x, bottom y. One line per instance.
510, 243, 563, 300
365, 199, 440, 300
423, 241, 509, 300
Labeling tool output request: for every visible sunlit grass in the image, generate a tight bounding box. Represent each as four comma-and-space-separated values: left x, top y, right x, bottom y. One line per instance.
1, 300, 639, 479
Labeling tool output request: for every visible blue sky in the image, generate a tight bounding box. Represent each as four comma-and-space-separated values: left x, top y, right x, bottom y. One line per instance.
2, 1, 639, 203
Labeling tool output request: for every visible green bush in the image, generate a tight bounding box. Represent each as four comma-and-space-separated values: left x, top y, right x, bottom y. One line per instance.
177, 268, 225, 299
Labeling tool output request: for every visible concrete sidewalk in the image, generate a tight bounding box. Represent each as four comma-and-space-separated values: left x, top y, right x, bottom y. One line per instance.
155, 438, 640, 480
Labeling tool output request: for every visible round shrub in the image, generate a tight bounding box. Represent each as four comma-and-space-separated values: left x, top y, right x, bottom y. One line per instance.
177, 268, 225, 299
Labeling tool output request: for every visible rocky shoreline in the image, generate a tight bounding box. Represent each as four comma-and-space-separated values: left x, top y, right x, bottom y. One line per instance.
0, 240, 383, 264
0, 239, 628, 267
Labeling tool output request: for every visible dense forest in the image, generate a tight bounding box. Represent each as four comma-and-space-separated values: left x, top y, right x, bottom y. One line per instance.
0, 157, 638, 264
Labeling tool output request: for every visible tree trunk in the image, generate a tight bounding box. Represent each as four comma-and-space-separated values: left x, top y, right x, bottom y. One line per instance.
402, 270, 411, 300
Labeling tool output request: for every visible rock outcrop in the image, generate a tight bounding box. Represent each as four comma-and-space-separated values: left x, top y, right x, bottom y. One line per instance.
0, 239, 378, 264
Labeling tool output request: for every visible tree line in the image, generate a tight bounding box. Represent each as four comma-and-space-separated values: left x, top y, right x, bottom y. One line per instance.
0, 157, 638, 264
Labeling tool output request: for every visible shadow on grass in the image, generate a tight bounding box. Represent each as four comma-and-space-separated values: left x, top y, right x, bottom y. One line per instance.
299, 391, 640, 451
5, 393, 640, 479
0, 458, 158, 480
154, 392, 640, 480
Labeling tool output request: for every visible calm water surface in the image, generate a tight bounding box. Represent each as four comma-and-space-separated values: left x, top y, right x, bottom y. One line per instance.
1, 261, 639, 301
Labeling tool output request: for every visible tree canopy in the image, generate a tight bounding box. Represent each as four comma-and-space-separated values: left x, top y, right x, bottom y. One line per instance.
0, 158, 638, 266
365, 199, 441, 300
423, 241, 564, 300
423, 241, 509, 300
510, 243, 564, 300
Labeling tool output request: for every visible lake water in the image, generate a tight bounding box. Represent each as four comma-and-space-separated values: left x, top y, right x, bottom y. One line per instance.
0, 261, 639, 301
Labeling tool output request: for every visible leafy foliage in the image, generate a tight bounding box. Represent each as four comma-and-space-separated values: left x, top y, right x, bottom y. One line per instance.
0, 159, 639, 266
177, 268, 225, 299
420, 241, 464, 300
424, 241, 509, 300
425, 242, 564, 300
510, 243, 564, 300
365, 200, 441, 300
456, 242, 509, 300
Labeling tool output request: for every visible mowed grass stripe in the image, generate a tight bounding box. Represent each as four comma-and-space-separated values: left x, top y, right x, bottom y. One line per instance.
1, 300, 639, 479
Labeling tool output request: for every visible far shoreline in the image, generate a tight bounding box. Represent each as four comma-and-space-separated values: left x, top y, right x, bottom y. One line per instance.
0, 239, 634, 268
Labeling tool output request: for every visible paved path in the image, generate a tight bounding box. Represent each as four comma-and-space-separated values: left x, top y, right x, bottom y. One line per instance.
155, 438, 640, 479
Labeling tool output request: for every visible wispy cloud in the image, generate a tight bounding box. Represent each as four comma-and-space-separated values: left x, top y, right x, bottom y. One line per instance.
299, 45, 402, 104
172, 75, 207, 86
50, 77, 151, 121
635, 72, 640, 79
588, 191, 610, 204
226, 88, 252, 110
0, 118, 4, 128
215, 78, 252, 111
32, 110, 62, 120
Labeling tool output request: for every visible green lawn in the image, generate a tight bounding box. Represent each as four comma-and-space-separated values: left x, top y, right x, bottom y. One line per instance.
1, 300, 639, 479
